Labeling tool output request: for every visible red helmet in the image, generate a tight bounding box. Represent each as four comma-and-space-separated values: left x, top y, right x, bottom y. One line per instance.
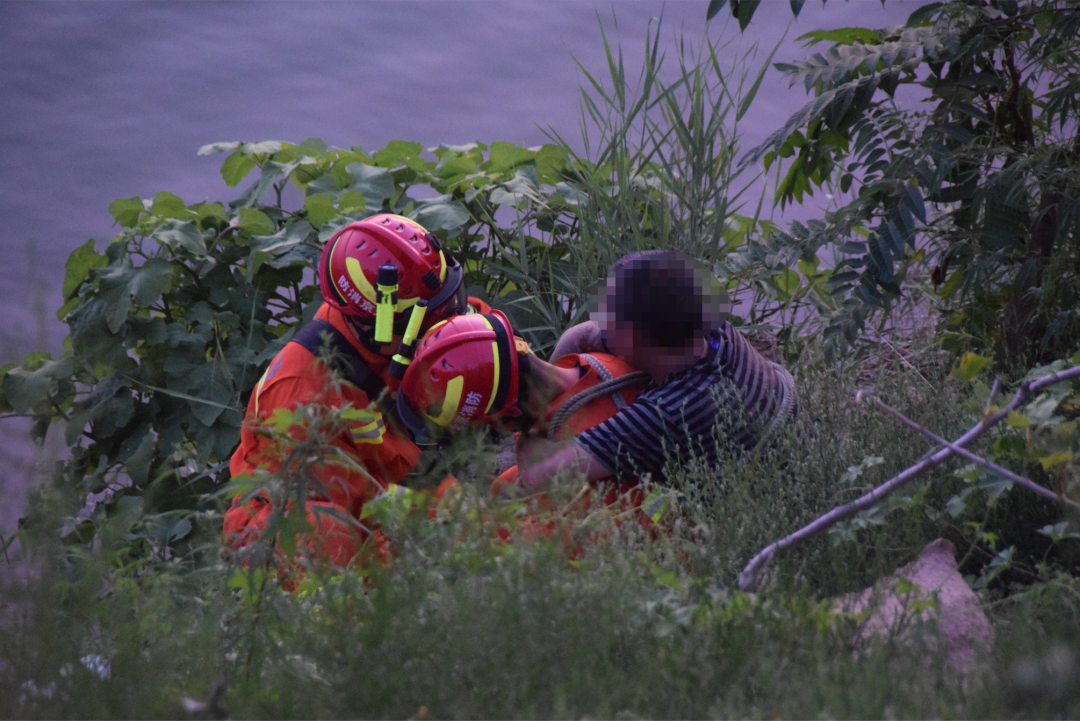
397, 310, 522, 435
319, 214, 466, 342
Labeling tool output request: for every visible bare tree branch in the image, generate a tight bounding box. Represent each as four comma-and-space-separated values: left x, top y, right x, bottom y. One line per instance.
866, 393, 1080, 512
738, 365, 1080, 591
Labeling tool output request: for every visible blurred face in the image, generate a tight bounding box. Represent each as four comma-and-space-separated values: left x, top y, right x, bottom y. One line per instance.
595, 276, 706, 381
604, 317, 704, 381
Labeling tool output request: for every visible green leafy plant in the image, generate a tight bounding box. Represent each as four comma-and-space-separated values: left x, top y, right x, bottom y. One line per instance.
711, 0, 1080, 368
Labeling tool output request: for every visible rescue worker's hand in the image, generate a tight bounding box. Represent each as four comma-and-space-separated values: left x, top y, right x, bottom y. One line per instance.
515, 434, 612, 490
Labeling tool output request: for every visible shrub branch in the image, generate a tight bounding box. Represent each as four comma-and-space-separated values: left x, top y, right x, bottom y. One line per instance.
866, 393, 1080, 512
738, 366, 1080, 591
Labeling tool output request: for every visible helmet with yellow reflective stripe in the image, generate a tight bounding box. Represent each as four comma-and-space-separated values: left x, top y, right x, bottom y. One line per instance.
318, 214, 466, 343
396, 310, 523, 436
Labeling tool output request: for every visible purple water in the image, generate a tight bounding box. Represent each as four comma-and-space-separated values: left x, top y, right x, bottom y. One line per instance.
0, 0, 917, 530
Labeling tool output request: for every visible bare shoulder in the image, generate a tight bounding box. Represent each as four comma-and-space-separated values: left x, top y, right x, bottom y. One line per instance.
551, 321, 604, 360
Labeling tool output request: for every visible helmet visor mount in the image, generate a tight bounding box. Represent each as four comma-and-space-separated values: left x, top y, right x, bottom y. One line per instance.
340, 260, 466, 345
423, 260, 467, 323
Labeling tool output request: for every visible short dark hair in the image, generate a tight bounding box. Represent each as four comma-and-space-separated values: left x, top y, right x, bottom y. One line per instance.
609, 251, 707, 348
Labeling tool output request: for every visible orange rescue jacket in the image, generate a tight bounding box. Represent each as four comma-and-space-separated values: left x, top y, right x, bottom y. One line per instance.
224, 298, 491, 566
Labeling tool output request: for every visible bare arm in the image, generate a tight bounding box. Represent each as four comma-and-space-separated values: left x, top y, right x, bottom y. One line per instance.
515, 434, 612, 490
550, 321, 605, 361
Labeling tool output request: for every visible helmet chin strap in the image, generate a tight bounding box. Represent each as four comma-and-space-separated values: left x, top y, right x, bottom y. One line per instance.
341, 314, 383, 353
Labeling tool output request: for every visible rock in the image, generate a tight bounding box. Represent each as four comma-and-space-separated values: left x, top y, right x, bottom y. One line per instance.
833, 538, 994, 674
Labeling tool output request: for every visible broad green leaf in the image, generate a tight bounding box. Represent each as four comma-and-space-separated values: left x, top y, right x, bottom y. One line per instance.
129, 258, 176, 308
338, 190, 366, 213
150, 191, 195, 219
555, 182, 588, 206
534, 144, 568, 184
373, 140, 423, 168
952, 352, 992, 382
296, 137, 328, 155
221, 150, 257, 187
483, 142, 535, 174
155, 220, 207, 255
706, 0, 725, 21
97, 259, 175, 332
434, 154, 478, 179
1005, 411, 1032, 428
109, 197, 144, 227
63, 239, 107, 300
116, 429, 156, 485
413, 198, 470, 233
196, 202, 228, 224
234, 160, 296, 208
166, 355, 237, 426
774, 269, 801, 296
345, 163, 394, 209
2, 357, 73, 413
304, 193, 338, 228
238, 208, 275, 236
490, 172, 539, 207
1037, 451, 1073, 471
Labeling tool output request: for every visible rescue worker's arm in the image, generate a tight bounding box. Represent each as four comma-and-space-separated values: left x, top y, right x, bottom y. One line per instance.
551, 321, 605, 361
515, 434, 612, 490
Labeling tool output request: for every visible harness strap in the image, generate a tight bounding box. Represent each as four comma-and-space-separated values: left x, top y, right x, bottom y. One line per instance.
290, 318, 386, 399
578, 353, 620, 405
547, 359, 651, 440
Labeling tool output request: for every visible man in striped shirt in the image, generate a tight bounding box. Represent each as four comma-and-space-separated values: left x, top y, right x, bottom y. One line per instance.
517, 251, 797, 489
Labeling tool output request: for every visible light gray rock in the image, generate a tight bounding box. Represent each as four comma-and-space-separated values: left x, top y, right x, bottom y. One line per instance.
834, 538, 994, 674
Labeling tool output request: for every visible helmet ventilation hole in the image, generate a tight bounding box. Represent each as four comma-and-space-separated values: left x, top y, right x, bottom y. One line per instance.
369, 249, 378, 257
441, 360, 451, 370
422, 247, 431, 255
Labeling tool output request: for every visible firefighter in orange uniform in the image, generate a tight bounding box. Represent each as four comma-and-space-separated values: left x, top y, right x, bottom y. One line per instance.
224, 214, 490, 569
395, 310, 659, 547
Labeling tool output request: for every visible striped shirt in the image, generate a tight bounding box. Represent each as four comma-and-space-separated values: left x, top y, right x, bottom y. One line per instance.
576, 322, 796, 478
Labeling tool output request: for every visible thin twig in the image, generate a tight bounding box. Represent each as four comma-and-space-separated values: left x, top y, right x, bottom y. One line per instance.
738, 365, 1080, 591
866, 393, 1080, 512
